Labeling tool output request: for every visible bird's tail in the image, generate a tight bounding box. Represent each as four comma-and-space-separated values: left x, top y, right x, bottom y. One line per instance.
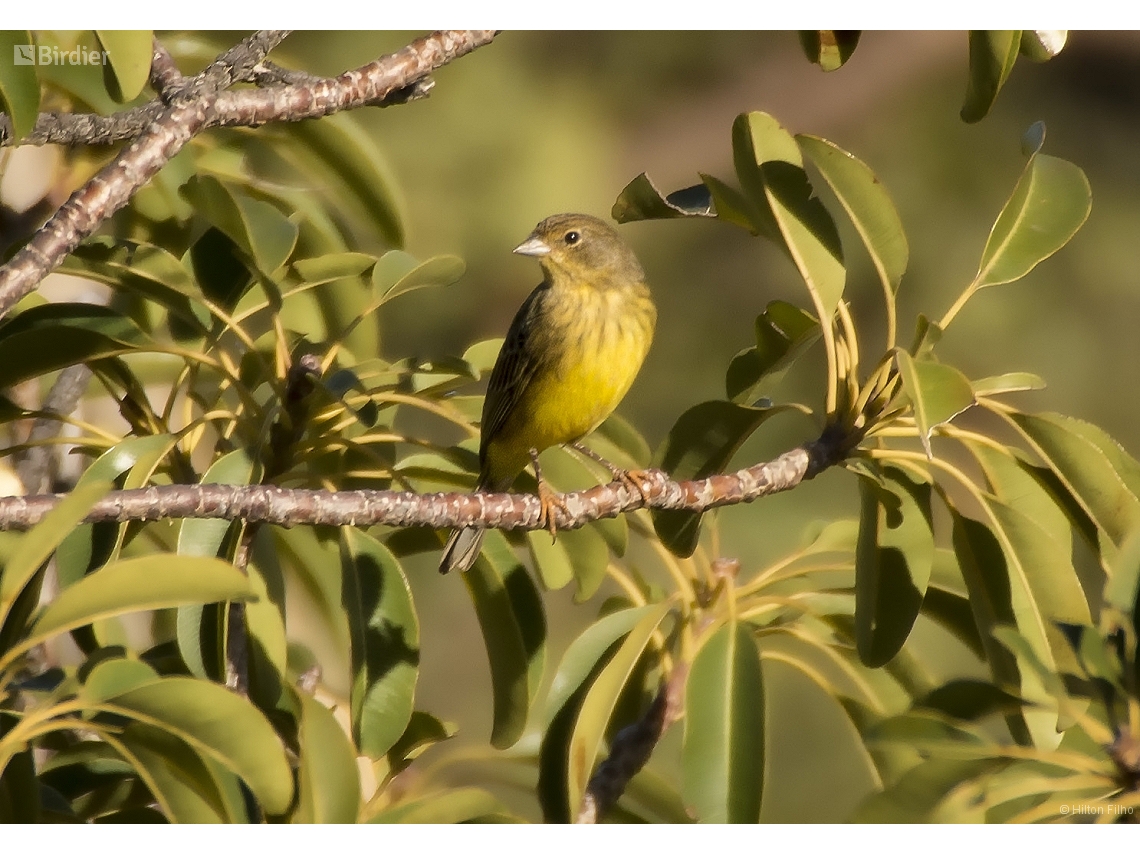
439, 525, 485, 574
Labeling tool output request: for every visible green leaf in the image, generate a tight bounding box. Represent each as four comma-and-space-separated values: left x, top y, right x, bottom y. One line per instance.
373, 251, 465, 305
894, 350, 975, 457
855, 465, 935, 667
1105, 529, 1140, 622
961, 31, 1022, 123
0, 32, 41, 142
182, 175, 299, 273
293, 691, 361, 823
369, 787, 511, 824
526, 530, 574, 591
652, 400, 797, 557
463, 530, 545, 749
682, 622, 765, 823
96, 677, 293, 815
917, 679, 1025, 721
797, 134, 908, 313
1008, 412, 1140, 548
1, 556, 253, 672
385, 711, 457, 777
566, 600, 671, 819
975, 153, 1091, 288
112, 724, 236, 823
733, 111, 846, 323
971, 372, 1045, 397
81, 657, 158, 703
611, 173, 714, 222
94, 31, 152, 102
1019, 31, 1067, 63
798, 31, 861, 71
0, 480, 112, 633
176, 449, 257, 681
342, 528, 419, 759
726, 301, 819, 404
0, 304, 149, 389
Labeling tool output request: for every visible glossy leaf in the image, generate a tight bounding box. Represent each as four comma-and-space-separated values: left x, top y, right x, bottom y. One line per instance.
0, 304, 149, 390
182, 175, 298, 273
294, 691, 361, 823
342, 528, 419, 759
798, 31, 861, 71
797, 134, 908, 298
95, 31, 153, 102
96, 677, 293, 815
726, 301, 819, 404
733, 111, 846, 322
894, 350, 975, 457
653, 400, 796, 557
0, 480, 113, 633
0, 32, 41, 142
374, 252, 466, 305
566, 600, 671, 818
369, 787, 511, 824
975, 153, 1091, 288
1008, 411, 1140, 547
463, 530, 545, 749
2, 556, 253, 671
855, 465, 935, 667
611, 173, 714, 222
961, 31, 1021, 123
971, 372, 1045, 397
682, 622, 765, 823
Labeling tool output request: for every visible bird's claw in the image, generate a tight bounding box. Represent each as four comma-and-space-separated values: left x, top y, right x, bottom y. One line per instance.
537, 479, 568, 542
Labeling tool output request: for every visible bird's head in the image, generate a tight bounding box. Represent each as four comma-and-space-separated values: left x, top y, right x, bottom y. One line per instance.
513, 213, 645, 289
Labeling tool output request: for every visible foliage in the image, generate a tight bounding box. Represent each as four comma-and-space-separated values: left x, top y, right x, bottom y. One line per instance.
1, 28, 1137, 825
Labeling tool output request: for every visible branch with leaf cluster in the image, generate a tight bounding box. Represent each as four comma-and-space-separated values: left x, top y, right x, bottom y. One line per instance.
0, 28, 498, 319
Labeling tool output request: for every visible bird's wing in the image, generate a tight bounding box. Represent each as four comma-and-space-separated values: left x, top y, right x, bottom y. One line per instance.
479, 283, 549, 466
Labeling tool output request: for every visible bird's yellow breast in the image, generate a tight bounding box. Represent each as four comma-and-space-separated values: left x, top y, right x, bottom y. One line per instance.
484, 283, 655, 484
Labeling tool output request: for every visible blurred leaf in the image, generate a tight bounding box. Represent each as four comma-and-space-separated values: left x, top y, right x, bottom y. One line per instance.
797, 134, 908, 332
894, 350, 975, 457
176, 449, 257, 681
96, 677, 293, 815
611, 173, 714, 222
961, 31, 1021, 123
81, 657, 158, 703
0, 304, 149, 389
855, 758, 1001, 821
1105, 529, 1140, 623
561, 525, 611, 603
567, 600, 671, 818
682, 622, 764, 823
798, 31, 861, 71
726, 300, 819, 403
342, 528, 419, 759
292, 251, 375, 283
971, 372, 1045, 397
974, 153, 1091, 288
293, 691, 361, 823
0, 480, 112, 634
595, 411, 652, 471
1021, 121, 1047, 158
187, 226, 253, 311
526, 530, 573, 591
653, 400, 796, 557
95, 31, 152, 102
733, 111, 846, 322
1019, 31, 1067, 62
917, 679, 1025, 721
373, 251, 466, 304
2, 556, 253, 670
0, 32, 41, 142
369, 787, 512, 823
182, 175, 298, 273
1008, 412, 1140, 548
855, 465, 935, 668
386, 711, 457, 777
463, 530, 546, 749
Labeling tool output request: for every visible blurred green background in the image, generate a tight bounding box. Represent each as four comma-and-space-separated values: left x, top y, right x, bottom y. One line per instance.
256, 31, 1140, 822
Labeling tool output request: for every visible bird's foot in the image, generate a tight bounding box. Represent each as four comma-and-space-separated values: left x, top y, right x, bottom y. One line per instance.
570, 441, 653, 505
537, 478, 570, 541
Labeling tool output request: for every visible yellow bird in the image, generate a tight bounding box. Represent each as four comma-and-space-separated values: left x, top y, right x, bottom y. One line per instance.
439, 213, 657, 573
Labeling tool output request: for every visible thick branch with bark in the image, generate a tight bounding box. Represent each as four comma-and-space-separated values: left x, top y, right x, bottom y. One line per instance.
0, 29, 498, 320
0, 432, 845, 531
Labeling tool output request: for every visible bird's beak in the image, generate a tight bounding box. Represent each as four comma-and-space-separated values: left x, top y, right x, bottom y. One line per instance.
513, 235, 551, 257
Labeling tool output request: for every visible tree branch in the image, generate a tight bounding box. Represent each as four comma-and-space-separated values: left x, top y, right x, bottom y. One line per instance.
0, 429, 847, 531
0, 29, 498, 320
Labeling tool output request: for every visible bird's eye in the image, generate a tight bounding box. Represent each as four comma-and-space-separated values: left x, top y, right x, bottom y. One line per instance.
564, 231, 581, 245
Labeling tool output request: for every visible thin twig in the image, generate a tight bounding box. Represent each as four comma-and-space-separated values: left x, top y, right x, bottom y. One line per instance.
13, 365, 92, 495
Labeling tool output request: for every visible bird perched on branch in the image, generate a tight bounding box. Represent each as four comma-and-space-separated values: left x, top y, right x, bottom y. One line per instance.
439, 213, 657, 574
